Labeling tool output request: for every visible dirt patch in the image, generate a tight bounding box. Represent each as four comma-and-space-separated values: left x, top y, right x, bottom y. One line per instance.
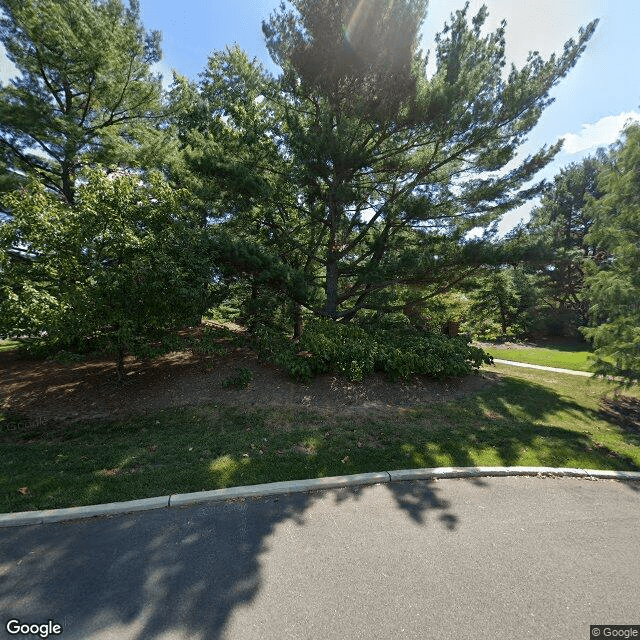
0, 347, 499, 425
599, 395, 640, 433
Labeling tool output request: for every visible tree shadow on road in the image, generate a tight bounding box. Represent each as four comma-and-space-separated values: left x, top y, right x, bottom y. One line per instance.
0, 476, 470, 640
2, 373, 640, 638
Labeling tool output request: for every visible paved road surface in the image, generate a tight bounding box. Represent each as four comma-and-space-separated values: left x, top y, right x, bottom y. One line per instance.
1, 477, 639, 640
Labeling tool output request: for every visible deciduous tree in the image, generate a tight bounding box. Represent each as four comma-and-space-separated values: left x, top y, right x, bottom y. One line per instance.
0, 170, 213, 381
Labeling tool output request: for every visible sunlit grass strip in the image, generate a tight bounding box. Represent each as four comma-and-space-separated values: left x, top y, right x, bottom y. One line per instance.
1, 364, 639, 513
0, 340, 19, 353
483, 346, 595, 372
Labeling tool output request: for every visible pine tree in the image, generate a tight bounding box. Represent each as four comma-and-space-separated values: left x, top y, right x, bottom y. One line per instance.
0, 0, 164, 204
257, 1, 597, 321
525, 154, 607, 333
582, 124, 640, 381
181, 1, 597, 329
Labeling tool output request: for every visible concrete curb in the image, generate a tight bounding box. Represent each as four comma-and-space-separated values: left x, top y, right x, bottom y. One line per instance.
0, 496, 169, 528
387, 466, 594, 481
169, 472, 391, 507
1, 467, 639, 528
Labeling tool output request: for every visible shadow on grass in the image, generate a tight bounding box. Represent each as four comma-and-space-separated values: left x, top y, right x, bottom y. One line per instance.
3, 375, 640, 515
442, 377, 640, 471
3, 373, 640, 638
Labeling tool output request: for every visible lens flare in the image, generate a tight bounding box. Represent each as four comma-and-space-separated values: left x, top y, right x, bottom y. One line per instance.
345, 0, 397, 55
344, 0, 371, 51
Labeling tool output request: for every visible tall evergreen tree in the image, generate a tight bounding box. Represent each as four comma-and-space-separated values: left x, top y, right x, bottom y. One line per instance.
582, 124, 640, 381
233, 1, 596, 322
0, 0, 164, 204
524, 153, 607, 332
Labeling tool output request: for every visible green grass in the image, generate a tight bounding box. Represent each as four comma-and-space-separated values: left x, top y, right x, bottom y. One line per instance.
2, 363, 639, 514
0, 340, 19, 353
484, 344, 595, 371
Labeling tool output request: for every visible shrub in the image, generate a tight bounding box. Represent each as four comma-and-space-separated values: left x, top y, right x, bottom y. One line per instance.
0, 170, 212, 381
221, 367, 254, 389
251, 319, 492, 382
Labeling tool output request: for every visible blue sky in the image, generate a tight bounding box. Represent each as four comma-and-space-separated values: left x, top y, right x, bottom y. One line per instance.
2, 0, 639, 232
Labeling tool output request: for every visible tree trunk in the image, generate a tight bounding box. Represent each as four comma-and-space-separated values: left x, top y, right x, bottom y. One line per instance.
61, 142, 77, 204
499, 304, 508, 335
324, 190, 340, 321
324, 258, 339, 320
248, 281, 259, 333
61, 163, 75, 205
116, 344, 125, 384
293, 302, 303, 338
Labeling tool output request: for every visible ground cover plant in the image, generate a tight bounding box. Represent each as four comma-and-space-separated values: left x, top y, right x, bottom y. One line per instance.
251, 319, 491, 382
2, 363, 639, 514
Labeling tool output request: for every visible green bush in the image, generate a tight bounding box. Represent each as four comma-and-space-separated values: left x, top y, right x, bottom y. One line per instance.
0, 170, 212, 381
251, 319, 492, 382
221, 367, 254, 389
190, 326, 234, 357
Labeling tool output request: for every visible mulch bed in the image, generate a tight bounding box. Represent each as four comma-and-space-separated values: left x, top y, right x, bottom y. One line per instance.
0, 347, 499, 425
599, 395, 640, 433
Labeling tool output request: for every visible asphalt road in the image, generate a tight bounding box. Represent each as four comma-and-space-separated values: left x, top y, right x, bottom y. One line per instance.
1, 477, 639, 640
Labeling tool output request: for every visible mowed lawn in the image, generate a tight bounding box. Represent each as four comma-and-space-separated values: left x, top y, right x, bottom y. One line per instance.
2, 362, 639, 514
482, 343, 595, 372
0, 340, 19, 353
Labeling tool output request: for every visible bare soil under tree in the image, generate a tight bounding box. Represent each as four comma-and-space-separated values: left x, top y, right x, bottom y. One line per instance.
0, 346, 498, 426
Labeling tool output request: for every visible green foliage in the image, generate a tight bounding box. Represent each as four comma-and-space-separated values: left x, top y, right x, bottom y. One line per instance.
263, 0, 428, 120
190, 326, 231, 358
0, 170, 213, 379
581, 124, 640, 382
466, 266, 540, 339
185, 2, 596, 329
518, 154, 608, 335
0, 0, 165, 203
252, 319, 491, 382
221, 367, 254, 389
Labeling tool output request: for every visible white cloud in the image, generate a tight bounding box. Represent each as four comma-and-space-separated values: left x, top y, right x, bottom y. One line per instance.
477, 0, 602, 68
560, 111, 640, 154
150, 59, 176, 91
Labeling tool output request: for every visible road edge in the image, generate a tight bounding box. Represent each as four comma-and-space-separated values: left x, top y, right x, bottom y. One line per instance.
2, 467, 639, 528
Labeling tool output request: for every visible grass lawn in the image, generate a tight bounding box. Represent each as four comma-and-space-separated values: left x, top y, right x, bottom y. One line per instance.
2, 363, 639, 514
0, 340, 19, 353
483, 344, 596, 372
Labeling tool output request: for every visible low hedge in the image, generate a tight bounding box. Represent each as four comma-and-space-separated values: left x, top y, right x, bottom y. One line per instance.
251, 318, 492, 382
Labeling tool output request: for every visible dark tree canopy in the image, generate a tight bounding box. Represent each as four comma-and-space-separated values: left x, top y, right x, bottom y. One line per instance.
184, 1, 597, 327
263, 0, 428, 119
582, 124, 640, 381
522, 153, 608, 332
